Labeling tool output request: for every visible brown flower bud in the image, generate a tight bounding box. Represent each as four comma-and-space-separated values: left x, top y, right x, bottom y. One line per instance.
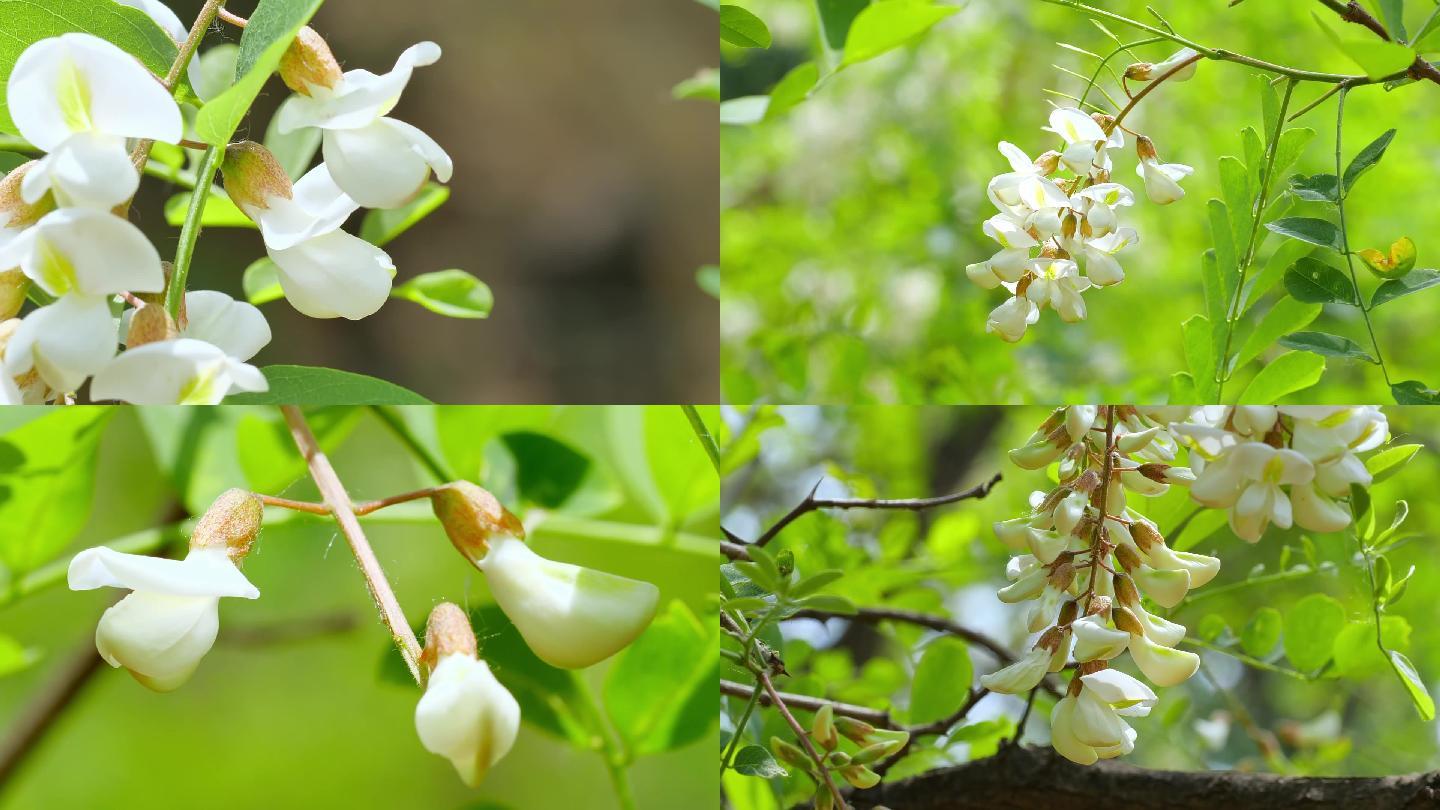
1036, 625, 1066, 652
279, 26, 343, 96
1091, 112, 1115, 134
1114, 542, 1143, 572
1076, 660, 1109, 676
1073, 469, 1101, 494
0, 269, 27, 321
419, 602, 478, 680
126, 304, 179, 348
1137, 462, 1171, 483
1112, 605, 1145, 635
1034, 149, 1061, 175
1086, 594, 1111, 616
1058, 599, 1079, 626
1131, 519, 1163, 551
1048, 561, 1075, 591
0, 162, 55, 230
1136, 134, 1160, 162
220, 141, 294, 213
834, 716, 876, 743
1113, 573, 1140, 606
430, 481, 525, 564
189, 488, 263, 560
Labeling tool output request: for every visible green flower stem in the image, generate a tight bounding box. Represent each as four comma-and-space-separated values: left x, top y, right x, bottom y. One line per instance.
1216, 77, 1297, 403
368, 405, 456, 482
1183, 637, 1315, 681
1175, 563, 1329, 605
575, 676, 637, 810
681, 405, 721, 475
165, 144, 223, 319
1333, 88, 1392, 388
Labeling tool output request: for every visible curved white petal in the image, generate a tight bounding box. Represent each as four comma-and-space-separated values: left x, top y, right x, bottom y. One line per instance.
1050, 696, 1099, 765
978, 648, 1049, 694
248, 164, 360, 251
22, 132, 138, 210
68, 546, 259, 599
1128, 633, 1200, 687
182, 291, 271, 361
1071, 615, 1130, 662
4, 294, 116, 392
284, 41, 442, 132
15, 208, 163, 297
90, 338, 260, 404
96, 590, 219, 691
270, 230, 394, 320
415, 653, 519, 787
323, 120, 444, 209
8, 33, 182, 150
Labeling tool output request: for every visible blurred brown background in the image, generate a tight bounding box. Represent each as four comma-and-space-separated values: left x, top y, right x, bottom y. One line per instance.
144, 0, 717, 403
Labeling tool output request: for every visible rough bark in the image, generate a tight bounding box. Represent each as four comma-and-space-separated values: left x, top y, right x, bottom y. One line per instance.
849, 745, 1440, 810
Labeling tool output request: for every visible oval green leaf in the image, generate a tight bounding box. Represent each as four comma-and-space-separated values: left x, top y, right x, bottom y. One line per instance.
842, 0, 957, 67
1284, 257, 1356, 305
225, 365, 430, 405
719, 5, 771, 48
1282, 593, 1346, 672
393, 269, 494, 319
908, 636, 972, 725
1277, 330, 1376, 363
1237, 350, 1326, 404
1267, 217, 1343, 252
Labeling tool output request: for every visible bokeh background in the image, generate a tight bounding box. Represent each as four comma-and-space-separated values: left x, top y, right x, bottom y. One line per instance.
0, 405, 719, 808
721, 406, 1440, 806
721, 0, 1440, 404
144, 0, 717, 403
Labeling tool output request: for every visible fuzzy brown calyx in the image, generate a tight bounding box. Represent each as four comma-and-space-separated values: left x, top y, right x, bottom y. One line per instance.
190, 488, 264, 560
1113, 573, 1141, 607
1131, 519, 1163, 551
1136, 134, 1160, 162
0, 162, 55, 230
220, 142, 293, 213
126, 304, 179, 348
1114, 542, 1143, 572
279, 27, 343, 96
419, 602, 478, 679
1112, 605, 1145, 635
430, 481, 525, 564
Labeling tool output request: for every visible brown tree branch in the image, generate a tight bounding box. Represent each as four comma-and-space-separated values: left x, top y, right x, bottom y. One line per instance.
1314, 0, 1440, 85
0, 642, 104, 791
757, 670, 850, 809
849, 744, 1440, 809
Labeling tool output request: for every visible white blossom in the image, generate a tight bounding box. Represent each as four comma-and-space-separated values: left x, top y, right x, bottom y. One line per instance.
415, 653, 520, 787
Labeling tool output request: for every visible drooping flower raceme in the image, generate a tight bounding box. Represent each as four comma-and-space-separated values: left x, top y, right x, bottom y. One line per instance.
965, 49, 1198, 342
984, 406, 1393, 765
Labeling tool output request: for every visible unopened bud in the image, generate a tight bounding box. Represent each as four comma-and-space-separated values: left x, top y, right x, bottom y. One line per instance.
825, 750, 851, 767
430, 481, 526, 563
835, 715, 876, 743
1048, 561, 1075, 591
279, 26, 343, 95
1058, 599, 1079, 626
1136, 462, 1172, 483
0, 269, 27, 321
1036, 625, 1066, 652
1113, 574, 1141, 607
841, 764, 881, 789
1073, 469, 1100, 494
1114, 542, 1143, 572
771, 737, 811, 770
126, 304, 179, 348
1112, 605, 1145, 635
776, 549, 795, 578
220, 141, 294, 213
811, 703, 838, 751
852, 742, 891, 765
189, 488, 263, 560
0, 161, 55, 230
419, 602, 478, 680
1091, 112, 1115, 134
866, 728, 910, 757
1086, 594, 1111, 616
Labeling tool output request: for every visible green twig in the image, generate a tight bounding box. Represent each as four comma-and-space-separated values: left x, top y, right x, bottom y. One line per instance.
1183, 637, 1315, 681
1176, 563, 1329, 605
165, 145, 223, 318
1332, 88, 1391, 389
368, 405, 456, 482
1216, 77, 1297, 402
681, 405, 721, 475
576, 677, 637, 810
720, 688, 762, 774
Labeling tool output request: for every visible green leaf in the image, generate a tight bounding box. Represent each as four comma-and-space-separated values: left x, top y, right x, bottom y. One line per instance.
392, 269, 493, 319
1237, 350, 1326, 404
1267, 217, 1343, 251
1218, 157, 1251, 248
360, 184, 451, 247
263, 97, 323, 179
908, 636, 972, 725
796, 593, 855, 613
1343, 128, 1398, 192
1181, 315, 1218, 402
732, 745, 787, 778
236, 407, 361, 495
1277, 330, 1377, 362
0, 409, 112, 574
1333, 616, 1411, 677
1390, 651, 1435, 721
1240, 607, 1283, 658
0, 0, 199, 133
1168, 372, 1198, 403
697, 265, 720, 298
1289, 173, 1340, 203
163, 192, 255, 229
1390, 380, 1440, 404
194, 42, 240, 101
605, 407, 719, 528
242, 258, 284, 305
1366, 443, 1423, 483
604, 601, 719, 755
817, 0, 871, 51
1197, 613, 1229, 642
672, 67, 721, 101
766, 61, 819, 119
225, 365, 430, 405
1235, 298, 1323, 368
1282, 593, 1346, 671
0, 151, 26, 173
1271, 127, 1316, 179
790, 569, 843, 599
720, 5, 771, 48
1371, 268, 1440, 309
194, 0, 326, 146
1372, 0, 1408, 41
500, 431, 590, 509
1284, 256, 1357, 304
841, 0, 957, 66
1315, 13, 1416, 79
720, 96, 769, 125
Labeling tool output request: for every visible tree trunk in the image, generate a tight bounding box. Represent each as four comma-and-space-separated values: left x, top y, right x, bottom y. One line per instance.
849, 745, 1440, 809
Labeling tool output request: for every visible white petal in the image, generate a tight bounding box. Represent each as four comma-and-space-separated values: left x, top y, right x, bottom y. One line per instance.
1080, 668, 1156, 711
1131, 564, 1190, 608
249, 163, 360, 251
16, 208, 163, 297
8, 33, 181, 150
415, 654, 520, 787
22, 132, 138, 210
90, 339, 237, 404
270, 230, 394, 320
306, 42, 442, 130
978, 648, 1049, 694
1071, 616, 1131, 662
182, 291, 271, 361
1045, 107, 1107, 144
323, 119, 446, 209
4, 294, 116, 392
68, 545, 259, 598
115, 0, 187, 40
95, 590, 219, 692
1128, 633, 1200, 687
1050, 696, 1100, 765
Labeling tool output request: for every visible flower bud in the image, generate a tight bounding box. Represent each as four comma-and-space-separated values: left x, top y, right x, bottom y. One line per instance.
126, 303, 180, 348
1135, 135, 1159, 162
824, 750, 850, 767
1112, 605, 1145, 636
851, 742, 891, 765
979, 648, 1049, 694
278, 26, 343, 95
1114, 542, 1142, 572
414, 631, 520, 787
835, 716, 877, 743
1124, 61, 1155, 80
0, 269, 27, 321
1058, 598, 1079, 626
771, 737, 812, 770
474, 534, 658, 669
1128, 632, 1200, 687
189, 488, 264, 561
1113, 573, 1140, 606
220, 141, 294, 213
1130, 519, 1162, 552
812, 703, 838, 751
866, 727, 910, 757
420, 602, 478, 679
1357, 236, 1417, 280
430, 480, 526, 563
1033, 149, 1061, 175
841, 764, 881, 789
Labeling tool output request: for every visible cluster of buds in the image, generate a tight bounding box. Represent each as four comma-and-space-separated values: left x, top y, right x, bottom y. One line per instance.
68, 480, 661, 787
982, 405, 1391, 764
770, 704, 910, 809
0, 9, 451, 403
965, 49, 1198, 342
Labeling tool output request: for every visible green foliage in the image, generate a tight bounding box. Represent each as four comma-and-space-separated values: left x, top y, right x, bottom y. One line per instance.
195, 0, 326, 145
721, 5, 773, 48
841, 0, 958, 67
163, 191, 255, 228
0, 0, 198, 133
0, 409, 111, 574
1314, 13, 1415, 79
360, 184, 452, 246
605, 600, 719, 755
907, 636, 972, 724
225, 365, 432, 405
393, 270, 494, 319
1237, 350, 1326, 403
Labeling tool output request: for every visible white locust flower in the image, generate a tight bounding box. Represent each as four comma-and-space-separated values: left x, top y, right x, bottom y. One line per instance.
1192, 442, 1314, 542
8, 33, 182, 209
67, 546, 259, 691
1025, 258, 1090, 323
2, 294, 116, 394
477, 534, 660, 669
1134, 135, 1193, 204
89, 337, 268, 404
416, 654, 520, 787
275, 40, 453, 208
0, 207, 163, 300
985, 294, 1038, 343
979, 648, 1050, 694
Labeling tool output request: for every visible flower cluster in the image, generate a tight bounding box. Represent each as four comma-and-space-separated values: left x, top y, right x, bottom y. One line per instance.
0, 9, 451, 404
769, 704, 910, 810
68, 482, 659, 786
979, 405, 1389, 764
965, 50, 1198, 342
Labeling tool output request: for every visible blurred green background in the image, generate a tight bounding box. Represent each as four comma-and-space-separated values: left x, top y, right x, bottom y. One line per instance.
721, 405, 1438, 806
143, 0, 717, 403
0, 405, 719, 809
721, 0, 1440, 404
